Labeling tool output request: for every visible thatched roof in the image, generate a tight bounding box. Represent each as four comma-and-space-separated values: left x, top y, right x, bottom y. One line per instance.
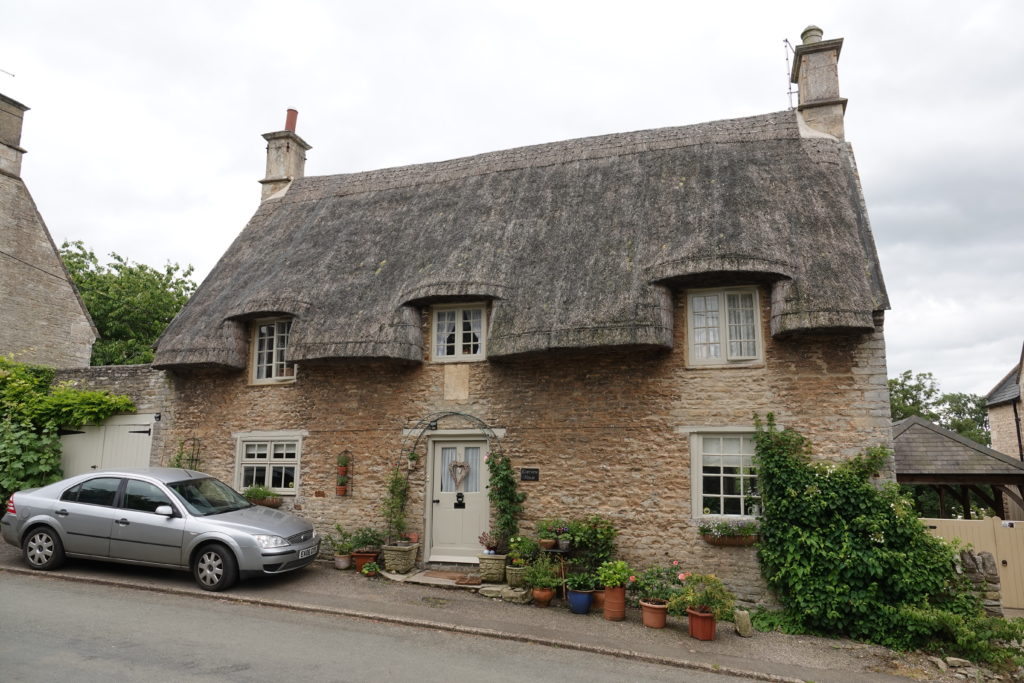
154, 110, 888, 369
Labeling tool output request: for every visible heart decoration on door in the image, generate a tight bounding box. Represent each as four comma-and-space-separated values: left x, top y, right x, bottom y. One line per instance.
448, 461, 471, 489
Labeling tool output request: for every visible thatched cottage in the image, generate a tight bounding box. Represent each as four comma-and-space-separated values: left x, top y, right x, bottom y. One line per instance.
152, 27, 890, 602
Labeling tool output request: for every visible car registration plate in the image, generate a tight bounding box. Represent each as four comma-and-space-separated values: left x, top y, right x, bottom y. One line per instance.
298, 544, 318, 559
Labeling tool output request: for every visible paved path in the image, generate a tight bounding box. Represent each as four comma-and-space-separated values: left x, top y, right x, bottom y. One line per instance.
0, 544, 920, 682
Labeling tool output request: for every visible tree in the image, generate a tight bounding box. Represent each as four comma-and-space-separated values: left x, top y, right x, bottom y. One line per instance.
887, 370, 989, 444
60, 241, 196, 365
887, 370, 941, 422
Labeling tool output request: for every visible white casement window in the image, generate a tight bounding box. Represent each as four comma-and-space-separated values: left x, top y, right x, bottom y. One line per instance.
252, 319, 296, 383
235, 433, 303, 495
432, 305, 486, 361
691, 432, 759, 517
687, 287, 761, 366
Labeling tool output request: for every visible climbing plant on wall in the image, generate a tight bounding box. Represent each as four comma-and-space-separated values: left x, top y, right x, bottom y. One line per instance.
0, 356, 134, 505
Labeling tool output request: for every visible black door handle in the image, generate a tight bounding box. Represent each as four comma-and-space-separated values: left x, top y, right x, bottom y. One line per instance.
432, 499, 440, 504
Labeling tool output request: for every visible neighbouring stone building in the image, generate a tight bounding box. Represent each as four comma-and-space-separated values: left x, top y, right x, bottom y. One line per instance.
150, 27, 891, 603
0, 93, 96, 367
986, 341, 1023, 518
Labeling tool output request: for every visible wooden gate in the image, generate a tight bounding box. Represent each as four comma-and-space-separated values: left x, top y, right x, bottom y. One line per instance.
922, 517, 1024, 609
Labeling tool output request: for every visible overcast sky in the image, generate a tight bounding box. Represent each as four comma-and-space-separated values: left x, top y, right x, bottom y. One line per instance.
3, 1, 1022, 396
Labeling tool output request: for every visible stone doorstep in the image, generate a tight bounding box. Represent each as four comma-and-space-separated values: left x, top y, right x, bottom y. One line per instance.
399, 569, 483, 590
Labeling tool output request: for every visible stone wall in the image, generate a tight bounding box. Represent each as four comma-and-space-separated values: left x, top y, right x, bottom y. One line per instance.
55, 364, 174, 465
0, 175, 95, 368
159, 287, 892, 606
959, 549, 1003, 618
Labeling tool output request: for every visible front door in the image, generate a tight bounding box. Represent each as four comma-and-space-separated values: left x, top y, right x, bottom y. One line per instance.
429, 441, 489, 562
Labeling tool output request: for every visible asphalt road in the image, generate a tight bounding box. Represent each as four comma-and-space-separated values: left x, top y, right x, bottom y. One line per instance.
1, 572, 751, 682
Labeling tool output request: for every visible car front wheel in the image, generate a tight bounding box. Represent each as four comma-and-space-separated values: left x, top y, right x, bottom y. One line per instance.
23, 526, 65, 570
192, 543, 238, 591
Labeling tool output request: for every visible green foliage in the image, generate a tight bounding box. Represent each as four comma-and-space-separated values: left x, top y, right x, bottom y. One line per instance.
888, 370, 990, 444
350, 527, 384, 551
523, 555, 560, 589
568, 515, 618, 571
337, 454, 350, 466
595, 560, 632, 588
565, 572, 595, 591
752, 414, 1024, 668
487, 450, 525, 547
360, 561, 380, 575
507, 535, 539, 566
381, 468, 409, 542
697, 518, 760, 538
60, 240, 196, 365
535, 518, 563, 540
326, 525, 355, 555
628, 562, 688, 604
0, 357, 133, 504
241, 485, 276, 501
666, 574, 736, 620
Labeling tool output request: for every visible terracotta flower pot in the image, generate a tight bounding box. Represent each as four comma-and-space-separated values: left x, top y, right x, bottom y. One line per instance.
337, 465, 348, 477
640, 599, 669, 628
591, 589, 605, 609
700, 534, 757, 547
336, 485, 347, 496
351, 551, 379, 573
538, 538, 557, 550
532, 587, 555, 607
687, 608, 717, 640
602, 585, 626, 621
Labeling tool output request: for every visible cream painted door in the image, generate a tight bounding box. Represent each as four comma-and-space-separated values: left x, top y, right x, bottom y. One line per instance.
429, 441, 489, 562
60, 414, 155, 476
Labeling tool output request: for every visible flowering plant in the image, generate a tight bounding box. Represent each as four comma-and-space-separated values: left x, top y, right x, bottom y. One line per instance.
667, 573, 735, 620
697, 518, 760, 538
507, 536, 538, 566
478, 531, 499, 551
628, 561, 689, 604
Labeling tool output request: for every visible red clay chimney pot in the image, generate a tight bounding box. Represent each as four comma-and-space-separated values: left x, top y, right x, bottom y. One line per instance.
285, 109, 298, 132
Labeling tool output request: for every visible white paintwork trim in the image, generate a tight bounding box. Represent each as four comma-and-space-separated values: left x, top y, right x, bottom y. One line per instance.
402, 428, 506, 438
685, 286, 763, 368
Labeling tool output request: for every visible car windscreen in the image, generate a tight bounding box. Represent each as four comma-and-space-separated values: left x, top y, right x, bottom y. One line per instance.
167, 477, 251, 516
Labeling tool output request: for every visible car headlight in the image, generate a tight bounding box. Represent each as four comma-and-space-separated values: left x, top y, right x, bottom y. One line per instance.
252, 534, 289, 549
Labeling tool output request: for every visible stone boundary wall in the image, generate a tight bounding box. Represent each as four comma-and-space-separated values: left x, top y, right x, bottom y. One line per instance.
54, 364, 173, 466
959, 549, 1003, 617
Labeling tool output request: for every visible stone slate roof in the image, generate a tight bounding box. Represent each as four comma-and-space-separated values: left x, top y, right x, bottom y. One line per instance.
154, 110, 889, 369
986, 342, 1022, 407
893, 416, 1024, 478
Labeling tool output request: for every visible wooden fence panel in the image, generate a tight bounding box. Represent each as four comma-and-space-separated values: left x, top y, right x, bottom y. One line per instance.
921, 517, 1023, 609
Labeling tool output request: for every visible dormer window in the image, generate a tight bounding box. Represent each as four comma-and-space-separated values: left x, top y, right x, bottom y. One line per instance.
432, 304, 486, 362
252, 318, 296, 383
687, 287, 762, 367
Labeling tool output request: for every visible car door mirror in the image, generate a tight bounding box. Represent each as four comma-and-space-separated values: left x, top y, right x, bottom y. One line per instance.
154, 505, 174, 517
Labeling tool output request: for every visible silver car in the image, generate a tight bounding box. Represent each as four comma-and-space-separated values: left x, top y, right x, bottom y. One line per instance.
1, 468, 319, 591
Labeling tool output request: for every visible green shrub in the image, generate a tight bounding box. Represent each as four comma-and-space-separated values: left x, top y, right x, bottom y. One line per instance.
595, 560, 631, 588
754, 414, 1024, 669
667, 573, 735, 620
487, 450, 525, 548
523, 555, 560, 589
628, 562, 688, 604
568, 515, 617, 571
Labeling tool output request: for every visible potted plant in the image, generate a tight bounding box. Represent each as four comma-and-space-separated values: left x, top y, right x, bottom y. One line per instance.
568, 515, 617, 572
360, 560, 380, 577
241, 484, 282, 508
667, 573, 736, 641
697, 518, 760, 546
326, 524, 355, 569
535, 519, 558, 550
381, 467, 420, 573
595, 560, 631, 621
350, 526, 384, 573
337, 453, 350, 477
565, 572, 596, 614
476, 531, 507, 583
523, 556, 560, 607
506, 535, 538, 588
628, 561, 688, 628
336, 474, 349, 497
555, 524, 572, 551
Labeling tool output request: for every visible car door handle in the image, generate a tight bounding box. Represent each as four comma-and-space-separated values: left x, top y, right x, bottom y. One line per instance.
55, 509, 68, 517
116, 518, 130, 526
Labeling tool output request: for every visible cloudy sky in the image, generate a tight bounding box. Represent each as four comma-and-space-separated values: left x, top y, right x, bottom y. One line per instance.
3, 1, 1022, 396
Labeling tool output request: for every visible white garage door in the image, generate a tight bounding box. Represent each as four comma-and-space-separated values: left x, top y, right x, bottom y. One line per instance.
60, 414, 155, 476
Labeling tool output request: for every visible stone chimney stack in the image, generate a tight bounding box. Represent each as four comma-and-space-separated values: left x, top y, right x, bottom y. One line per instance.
0, 93, 29, 178
259, 108, 312, 201
790, 26, 848, 139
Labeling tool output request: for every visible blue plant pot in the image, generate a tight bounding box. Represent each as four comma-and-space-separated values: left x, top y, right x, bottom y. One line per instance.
567, 589, 594, 614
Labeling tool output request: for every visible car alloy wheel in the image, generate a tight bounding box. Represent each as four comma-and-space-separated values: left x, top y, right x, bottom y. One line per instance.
193, 544, 237, 591
23, 527, 65, 570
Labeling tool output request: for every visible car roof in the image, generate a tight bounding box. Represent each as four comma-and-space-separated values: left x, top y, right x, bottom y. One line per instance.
81, 468, 211, 484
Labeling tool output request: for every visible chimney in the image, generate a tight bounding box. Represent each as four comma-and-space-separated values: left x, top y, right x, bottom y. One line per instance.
259, 108, 312, 201
790, 26, 848, 139
0, 93, 29, 178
